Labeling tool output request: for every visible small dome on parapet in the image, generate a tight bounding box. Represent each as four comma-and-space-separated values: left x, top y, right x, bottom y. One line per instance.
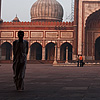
0, 18, 3, 23
12, 15, 20, 22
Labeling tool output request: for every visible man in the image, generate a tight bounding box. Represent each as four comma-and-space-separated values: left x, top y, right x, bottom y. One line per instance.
79, 55, 83, 67
13, 31, 28, 91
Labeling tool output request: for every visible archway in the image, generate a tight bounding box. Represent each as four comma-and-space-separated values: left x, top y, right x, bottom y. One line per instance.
45, 42, 55, 60
95, 37, 100, 60
60, 42, 72, 60
85, 9, 100, 60
1, 42, 12, 60
30, 42, 42, 60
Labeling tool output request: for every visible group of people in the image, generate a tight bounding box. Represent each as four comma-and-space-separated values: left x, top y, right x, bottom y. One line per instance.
77, 55, 85, 67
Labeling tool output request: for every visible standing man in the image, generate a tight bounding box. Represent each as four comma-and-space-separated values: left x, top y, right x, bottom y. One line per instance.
79, 55, 83, 67
13, 31, 28, 91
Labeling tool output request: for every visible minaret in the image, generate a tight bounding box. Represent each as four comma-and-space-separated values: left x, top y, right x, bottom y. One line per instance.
0, 0, 3, 22
73, 0, 79, 59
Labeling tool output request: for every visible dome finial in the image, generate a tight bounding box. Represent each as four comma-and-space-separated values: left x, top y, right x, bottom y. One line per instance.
16, 14, 17, 17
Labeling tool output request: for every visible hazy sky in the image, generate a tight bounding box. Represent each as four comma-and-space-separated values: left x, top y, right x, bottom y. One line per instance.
1, 0, 72, 22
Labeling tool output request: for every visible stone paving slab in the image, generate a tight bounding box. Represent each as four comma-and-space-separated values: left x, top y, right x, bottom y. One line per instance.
53, 63, 100, 67
0, 64, 100, 100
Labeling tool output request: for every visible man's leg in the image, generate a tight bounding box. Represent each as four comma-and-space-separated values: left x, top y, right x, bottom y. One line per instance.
80, 62, 81, 67
18, 78, 24, 90
77, 61, 79, 67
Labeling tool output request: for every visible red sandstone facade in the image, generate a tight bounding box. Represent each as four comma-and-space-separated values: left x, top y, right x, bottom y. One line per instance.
76, 0, 100, 61
1, 0, 100, 63
0, 21, 74, 62
0, 0, 76, 62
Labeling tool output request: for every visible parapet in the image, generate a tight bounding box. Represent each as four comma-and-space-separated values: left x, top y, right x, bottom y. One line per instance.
1, 21, 74, 26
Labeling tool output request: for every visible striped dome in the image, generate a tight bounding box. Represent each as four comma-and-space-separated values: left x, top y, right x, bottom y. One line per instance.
30, 0, 64, 22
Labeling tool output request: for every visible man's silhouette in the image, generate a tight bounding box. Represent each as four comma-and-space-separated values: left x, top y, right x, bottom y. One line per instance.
13, 31, 28, 91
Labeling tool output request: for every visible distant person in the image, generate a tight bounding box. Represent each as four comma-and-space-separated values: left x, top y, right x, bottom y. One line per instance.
13, 31, 28, 91
79, 55, 83, 67
77, 55, 79, 67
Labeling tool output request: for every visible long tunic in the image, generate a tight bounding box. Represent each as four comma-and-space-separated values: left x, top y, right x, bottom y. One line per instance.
13, 40, 28, 90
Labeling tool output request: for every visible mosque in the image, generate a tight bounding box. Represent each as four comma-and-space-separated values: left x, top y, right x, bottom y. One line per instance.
0, 0, 100, 63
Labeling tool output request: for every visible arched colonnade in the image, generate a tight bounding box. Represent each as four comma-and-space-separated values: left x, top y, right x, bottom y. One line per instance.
0, 41, 73, 61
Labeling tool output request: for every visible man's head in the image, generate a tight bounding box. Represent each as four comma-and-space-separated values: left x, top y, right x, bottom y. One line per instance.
18, 31, 24, 38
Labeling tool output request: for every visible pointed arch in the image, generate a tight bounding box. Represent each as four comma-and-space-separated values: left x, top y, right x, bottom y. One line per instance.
45, 42, 55, 60
85, 9, 100, 60
85, 9, 100, 28
30, 42, 42, 60
60, 42, 72, 60
95, 37, 100, 60
1, 42, 12, 60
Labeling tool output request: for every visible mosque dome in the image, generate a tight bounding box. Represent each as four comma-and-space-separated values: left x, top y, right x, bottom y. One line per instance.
30, 0, 64, 22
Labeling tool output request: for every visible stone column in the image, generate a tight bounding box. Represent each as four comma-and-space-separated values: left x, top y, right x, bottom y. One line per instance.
53, 44, 57, 65
92, 43, 95, 60
11, 49, 13, 60
78, 0, 83, 55
73, 0, 79, 59
27, 47, 30, 60
42, 47, 45, 60
57, 47, 60, 60
65, 47, 68, 64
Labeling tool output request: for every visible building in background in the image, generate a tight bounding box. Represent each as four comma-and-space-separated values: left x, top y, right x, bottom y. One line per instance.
0, 0, 74, 63
0, 0, 100, 63
74, 0, 100, 61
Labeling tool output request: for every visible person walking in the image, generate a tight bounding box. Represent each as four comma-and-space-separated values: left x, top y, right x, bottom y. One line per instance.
12, 31, 28, 91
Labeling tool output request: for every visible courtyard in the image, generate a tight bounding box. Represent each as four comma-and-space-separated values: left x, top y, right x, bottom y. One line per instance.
0, 64, 100, 100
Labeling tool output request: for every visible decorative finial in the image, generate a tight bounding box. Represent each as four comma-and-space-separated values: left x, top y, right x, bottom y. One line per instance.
16, 14, 17, 17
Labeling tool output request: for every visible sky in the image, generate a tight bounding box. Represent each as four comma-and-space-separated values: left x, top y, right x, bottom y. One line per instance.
1, 0, 72, 22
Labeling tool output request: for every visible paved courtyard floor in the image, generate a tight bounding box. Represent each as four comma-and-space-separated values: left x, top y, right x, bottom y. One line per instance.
0, 64, 100, 100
